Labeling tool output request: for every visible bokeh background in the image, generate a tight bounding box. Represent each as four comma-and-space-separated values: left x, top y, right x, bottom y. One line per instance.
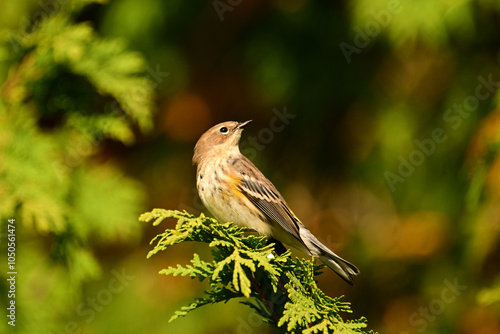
1, 0, 500, 333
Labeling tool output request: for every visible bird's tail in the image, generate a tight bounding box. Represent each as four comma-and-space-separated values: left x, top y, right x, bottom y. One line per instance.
318, 250, 360, 285
299, 226, 360, 285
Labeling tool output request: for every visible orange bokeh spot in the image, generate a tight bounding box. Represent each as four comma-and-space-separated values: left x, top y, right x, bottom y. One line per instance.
162, 92, 213, 142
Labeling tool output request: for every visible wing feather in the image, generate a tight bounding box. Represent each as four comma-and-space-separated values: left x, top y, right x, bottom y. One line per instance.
233, 157, 304, 245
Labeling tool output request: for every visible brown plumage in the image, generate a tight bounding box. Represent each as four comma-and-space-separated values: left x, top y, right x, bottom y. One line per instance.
193, 120, 360, 284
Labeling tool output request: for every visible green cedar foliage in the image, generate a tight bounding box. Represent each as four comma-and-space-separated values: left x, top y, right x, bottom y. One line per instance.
0, 1, 153, 332
141, 209, 374, 334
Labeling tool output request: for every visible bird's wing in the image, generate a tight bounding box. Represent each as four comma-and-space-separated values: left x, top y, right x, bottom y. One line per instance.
233, 157, 305, 245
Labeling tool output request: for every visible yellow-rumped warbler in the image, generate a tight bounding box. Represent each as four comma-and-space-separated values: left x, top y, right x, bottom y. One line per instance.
193, 120, 359, 284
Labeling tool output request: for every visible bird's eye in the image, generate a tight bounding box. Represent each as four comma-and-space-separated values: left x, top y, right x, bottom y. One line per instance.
220, 127, 228, 133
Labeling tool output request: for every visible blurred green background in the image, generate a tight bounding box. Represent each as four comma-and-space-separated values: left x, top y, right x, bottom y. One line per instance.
1, 0, 500, 333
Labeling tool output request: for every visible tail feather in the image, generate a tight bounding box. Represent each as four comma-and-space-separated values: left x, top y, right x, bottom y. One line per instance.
299, 226, 360, 285
318, 252, 360, 285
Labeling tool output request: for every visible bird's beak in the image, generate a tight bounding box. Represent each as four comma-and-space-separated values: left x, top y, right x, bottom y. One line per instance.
237, 120, 252, 129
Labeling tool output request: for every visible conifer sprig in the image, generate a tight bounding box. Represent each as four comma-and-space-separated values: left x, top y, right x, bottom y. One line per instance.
141, 209, 374, 333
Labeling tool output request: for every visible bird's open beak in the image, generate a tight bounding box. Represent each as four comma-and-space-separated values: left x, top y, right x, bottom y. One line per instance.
237, 120, 252, 129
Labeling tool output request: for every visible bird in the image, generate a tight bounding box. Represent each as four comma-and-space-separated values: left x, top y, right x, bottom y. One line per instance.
192, 120, 360, 284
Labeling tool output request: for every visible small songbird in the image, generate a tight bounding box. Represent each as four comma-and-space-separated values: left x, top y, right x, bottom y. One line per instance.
193, 120, 360, 284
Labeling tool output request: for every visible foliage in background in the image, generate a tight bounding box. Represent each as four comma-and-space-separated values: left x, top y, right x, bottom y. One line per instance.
1, 0, 500, 333
141, 209, 374, 334
0, 0, 153, 333
350, 0, 500, 326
